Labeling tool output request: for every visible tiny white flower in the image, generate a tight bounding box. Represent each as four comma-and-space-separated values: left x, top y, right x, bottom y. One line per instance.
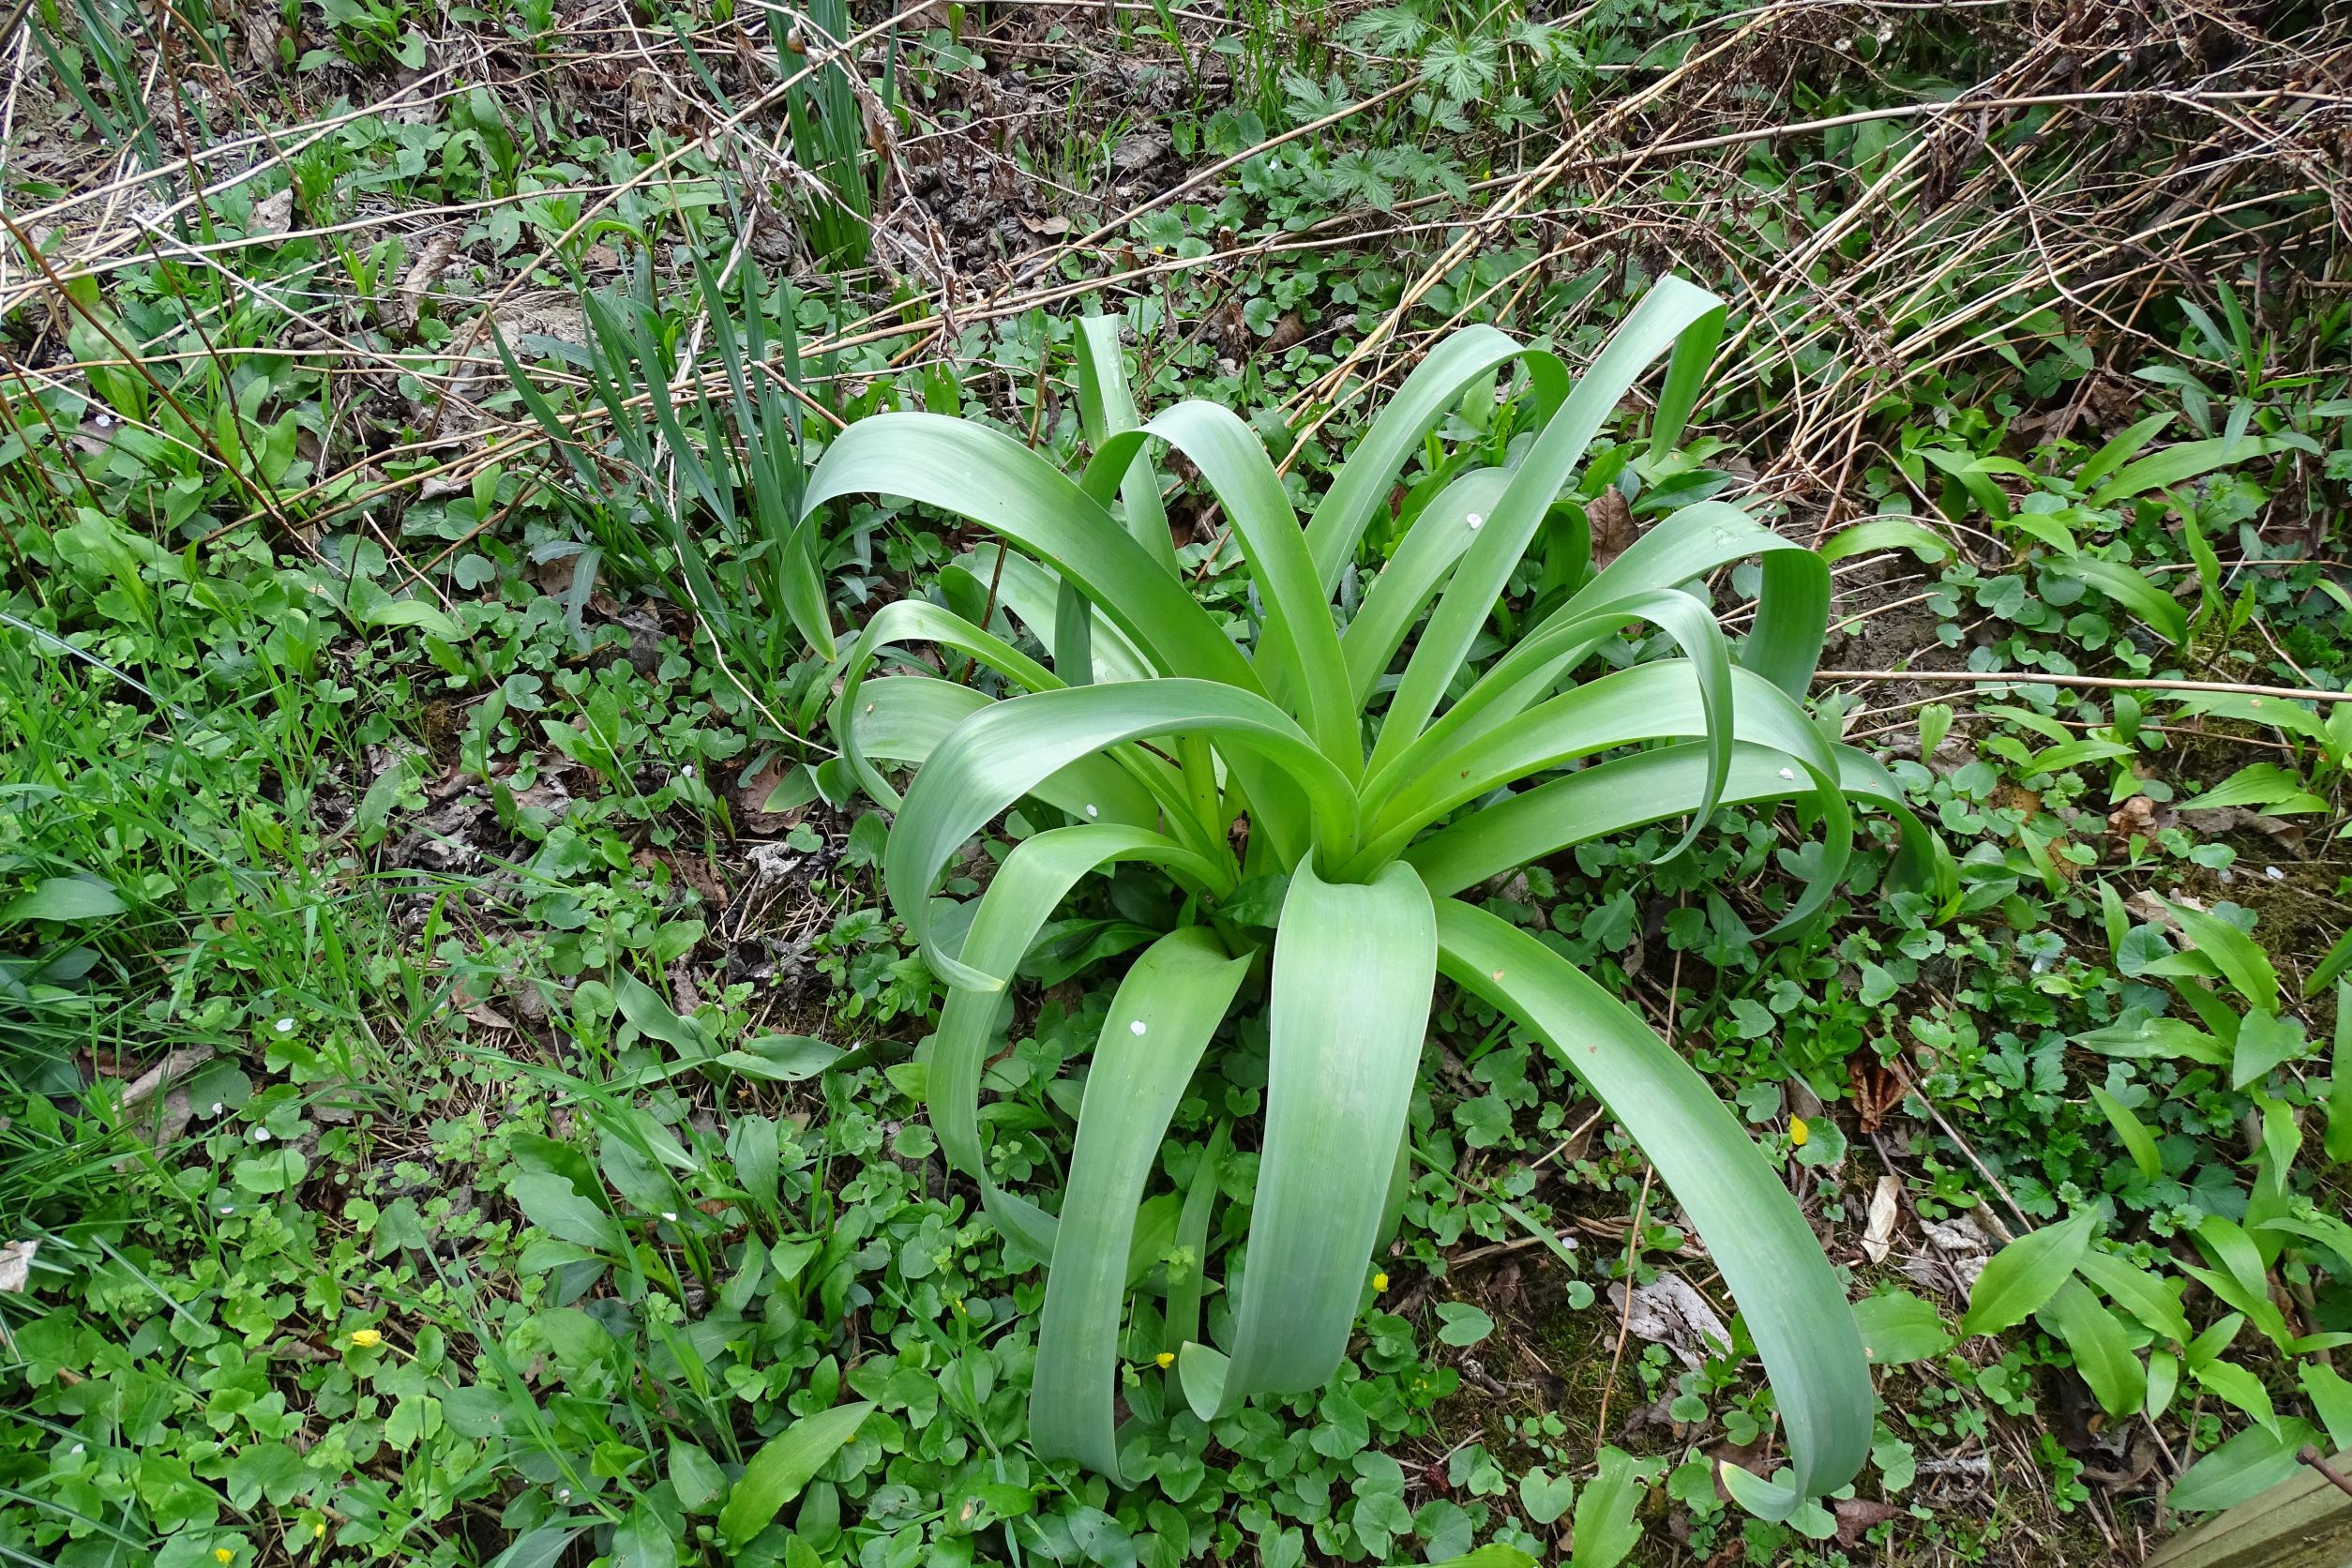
210, 1102, 225, 1115
681, 763, 694, 776
558, 1489, 571, 1501
1085, 804, 1099, 818
1129, 1020, 1147, 1036
70, 1443, 84, 1455
1778, 767, 1796, 781
218, 1203, 234, 1214
275, 1018, 295, 1033
2265, 866, 2285, 882
661, 1211, 679, 1222
1466, 513, 1484, 530
254, 1128, 272, 1142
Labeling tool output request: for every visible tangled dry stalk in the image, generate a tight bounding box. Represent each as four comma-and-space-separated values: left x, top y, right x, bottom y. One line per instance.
4, 0, 2346, 643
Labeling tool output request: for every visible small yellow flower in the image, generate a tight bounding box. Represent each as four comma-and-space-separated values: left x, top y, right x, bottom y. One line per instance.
1790, 1117, 1810, 1148
1373, 1272, 1390, 1292
313, 1524, 326, 1540
347, 1329, 383, 1349
215, 1551, 234, 1564
1153, 1351, 1175, 1369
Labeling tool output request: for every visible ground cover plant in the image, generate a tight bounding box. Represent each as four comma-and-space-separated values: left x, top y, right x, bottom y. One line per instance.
2, 1, 2350, 1566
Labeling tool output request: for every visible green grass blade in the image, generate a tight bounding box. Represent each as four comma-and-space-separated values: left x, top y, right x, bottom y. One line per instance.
1190, 862, 1435, 1411
1033, 927, 1248, 1478
1432, 898, 1871, 1496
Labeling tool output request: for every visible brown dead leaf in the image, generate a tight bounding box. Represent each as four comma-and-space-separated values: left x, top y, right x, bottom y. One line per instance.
2106, 793, 2166, 846
386, 232, 460, 338
1588, 487, 1636, 570
0, 1239, 38, 1292
1832, 1499, 1907, 1545
1017, 213, 1071, 236
1862, 1173, 1901, 1264
734, 755, 804, 837
1849, 1054, 1909, 1132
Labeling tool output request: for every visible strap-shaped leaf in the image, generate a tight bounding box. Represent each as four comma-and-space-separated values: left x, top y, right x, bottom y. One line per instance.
1355, 662, 1854, 933
1033, 927, 1248, 1479
1403, 740, 1949, 902
1433, 897, 1871, 1497
1340, 467, 1515, 707
1376, 585, 1735, 864
1073, 316, 1178, 572
1182, 861, 1436, 1414
1304, 326, 1569, 592
947, 546, 1152, 681
927, 824, 1230, 1258
802, 413, 1259, 692
851, 676, 1159, 829
832, 599, 1060, 806
1089, 406, 1359, 776
1369, 279, 1727, 778
886, 682, 1360, 988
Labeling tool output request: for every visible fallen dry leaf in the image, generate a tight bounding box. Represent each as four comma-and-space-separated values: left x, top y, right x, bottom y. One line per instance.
1608, 1273, 1733, 1368
0, 1238, 38, 1292
1588, 487, 1637, 570
1862, 1173, 1902, 1264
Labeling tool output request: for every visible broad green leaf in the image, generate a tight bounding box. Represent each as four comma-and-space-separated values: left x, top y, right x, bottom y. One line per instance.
848, 675, 1162, 829
1570, 1447, 1645, 1568
1818, 517, 1953, 565
1072, 315, 1177, 572
2193, 761, 2329, 814
1434, 899, 1870, 1496
886, 682, 1354, 986
2167, 899, 2279, 1014
2310, 931, 2352, 1001
1851, 1290, 1952, 1367
2073, 1248, 2191, 1344
508, 1172, 625, 1253
2066, 559, 2187, 646
802, 413, 1258, 690
1192, 863, 1435, 1413
2329, 982, 2352, 1162
718, 1402, 874, 1546
1372, 279, 1726, 776
2233, 1009, 2306, 1090
3, 875, 126, 924
2165, 1419, 2319, 1513
2073, 413, 2171, 492
359, 597, 467, 641
1092, 405, 1358, 773
1519, 1467, 1574, 1526
926, 825, 1227, 1255
1960, 1211, 2096, 1337
2194, 1357, 2280, 1438
2088, 1087, 2164, 1181
2037, 1280, 2144, 1417
2090, 433, 2276, 506
1033, 928, 1247, 1479
1402, 740, 1946, 908
1304, 326, 1567, 591
1339, 467, 1513, 706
